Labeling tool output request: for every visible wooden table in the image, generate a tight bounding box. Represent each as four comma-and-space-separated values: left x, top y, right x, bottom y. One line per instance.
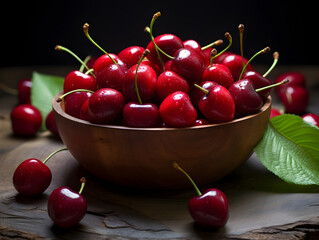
1, 65, 319, 239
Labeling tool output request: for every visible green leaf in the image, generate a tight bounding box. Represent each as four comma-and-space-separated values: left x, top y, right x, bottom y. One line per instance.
254, 114, 319, 185
31, 71, 64, 130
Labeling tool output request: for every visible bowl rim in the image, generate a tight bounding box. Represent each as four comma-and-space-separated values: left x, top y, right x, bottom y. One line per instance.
52, 91, 271, 132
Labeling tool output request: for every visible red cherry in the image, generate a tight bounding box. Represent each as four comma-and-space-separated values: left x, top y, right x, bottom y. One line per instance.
122, 64, 157, 103
48, 177, 87, 228
64, 91, 93, 118
63, 70, 97, 93
159, 91, 197, 127
17, 79, 32, 104
190, 81, 218, 110
188, 188, 229, 228
221, 53, 253, 81
13, 159, 51, 196
10, 104, 42, 136
280, 85, 308, 115
156, 71, 190, 101
45, 110, 59, 136
93, 53, 127, 74
194, 119, 210, 126
86, 56, 98, 69
118, 46, 145, 69
197, 85, 235, 123
202, 63, 234, 88
79, 98, 91, 121
140, 59, 162, 76
302, 113, 319, 127
95, 63, 126, 91
274, 71, 306, 96
171, 48, 205, 83
213, 51, 234, 64
183, 39, 203, 56
241, 71, 272, 99
228, 79, 263, 117
12, 148, 67, 196
88, 88, 125, 124
123, 102, 160, 127
270, 108, 281, 119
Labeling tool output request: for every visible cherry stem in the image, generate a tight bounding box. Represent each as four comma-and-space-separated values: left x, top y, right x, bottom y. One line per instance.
201, 39, 224, 51
55, 45, 90, 72
0, 82, 18, 95
193, 83, 209, 95
56, 89, 95, 102
238, 24, 245, 68
263, 52, 279, 77
83, 23, 117, 65
210, 32, 232, 62
209, 48, 218, 65
255, 79, 289, 93
42, 147, 68, 165
79, 177, 86, 194
238, 46, 270, 81
79, 55, 92, 72
172, 161, 202, 196
148, 12, 174, 63
135, 50, 150, 104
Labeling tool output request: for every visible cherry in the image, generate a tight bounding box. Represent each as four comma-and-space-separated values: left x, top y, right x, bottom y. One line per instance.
88, 88, 125, 124
95, 63, 126, 91
10, 104, 42, 136
13, 148, 67, 196
302, 113, 319, 127
221, 54, 253, 81
274, 71, 306, 96
48, 177, 87, 228
280, 85, 308, 115
241, 71, 272, 99
196, 84, 235, 123
159, 91, 197, 128
172, 161, 229, 228
202, 63, 234, 89
200, 39, 224, 65
146, 12, 183, 68
194, 118, 210, 126
57, 89, 94, 119
183, 39, 203, 57
79, 98, 90, 121
156, 71, 190, 101
190, 81, 218, 110
18, 78, 32, 104
270, 108, 281, 119
118, 46, 145, 69
122, 50, 160, 128
45, 110, 59, 136
122, 63, 157, 103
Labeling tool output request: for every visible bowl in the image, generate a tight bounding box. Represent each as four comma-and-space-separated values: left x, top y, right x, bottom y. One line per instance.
52, 91, 271, 189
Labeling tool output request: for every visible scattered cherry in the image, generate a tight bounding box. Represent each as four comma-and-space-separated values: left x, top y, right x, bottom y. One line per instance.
172, 161, 229, 228
17, 78, 32, 104
10, 104, 42, 136
302, 113, 319, 127
45, 110, 59, 136
13, 148, 67, 196
48, 177, 87, 228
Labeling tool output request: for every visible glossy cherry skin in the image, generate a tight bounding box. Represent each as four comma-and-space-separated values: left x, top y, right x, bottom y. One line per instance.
202, 63, 234, 88
183, 39, 203, 57
13, 159, 51, 196
122, 64, 157, 103
228, 79, 263, 117
156, 71, 190, 101
270, 108, 281, 119
241, 71, 272, 99
93, 53, 127, 74
146, 34, 184, 66
159, 91, 197, 128
63, 70, 97, 93
18, 79, 32, 104
64, 91, 93, 118
198, 85, 235, 123
194, 119, 210, 126
274, 71, 306, 96
10, 104, 42, 136
190, 81, 218, 110
95, 63, 126, 91
45, 110, 59, 136
221, 53, 253, 81
86, 56, 99, 69
79, 98, 90, 121
171, 48, 205, 83
280, 85, 308, 115
123, 102, 160, 128
88, 88, 125, 124
140, 59, 162, 76
118, 46, 145, 69
302, 113, 319, 127
188, 188, 229, 228
48, 186, 87, 228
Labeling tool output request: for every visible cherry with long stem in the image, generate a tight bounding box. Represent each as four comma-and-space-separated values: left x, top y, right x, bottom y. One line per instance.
209, 32, 232, 63
238, 24, 245, 68
238, 46, 271, 81
255, 79, 289, 93
83, 23, 117, 65
135, 50, 150, 104
263, 51, 279, 77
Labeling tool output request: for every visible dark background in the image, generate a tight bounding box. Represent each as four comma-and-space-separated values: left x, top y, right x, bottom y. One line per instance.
2, 0, 318, 67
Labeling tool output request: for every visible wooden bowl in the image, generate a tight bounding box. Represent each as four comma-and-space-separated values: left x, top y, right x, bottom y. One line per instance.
52, 92, 271, 189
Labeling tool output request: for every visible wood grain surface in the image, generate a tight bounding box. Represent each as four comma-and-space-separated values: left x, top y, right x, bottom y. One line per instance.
1, 66, 319, 239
